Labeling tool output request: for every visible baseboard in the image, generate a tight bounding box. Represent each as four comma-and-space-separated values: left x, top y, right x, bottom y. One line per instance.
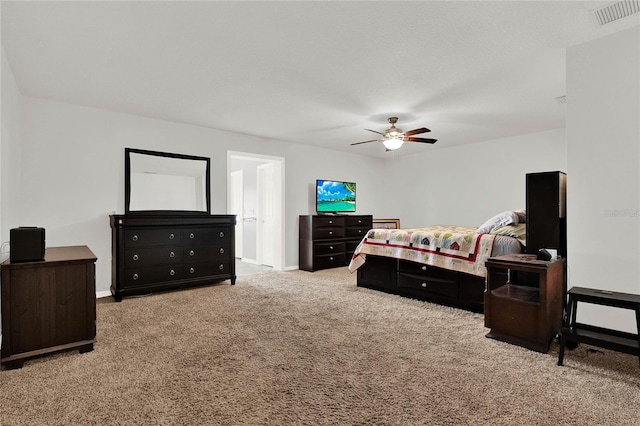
96, 290, 112, 299
283, 265, 299, 271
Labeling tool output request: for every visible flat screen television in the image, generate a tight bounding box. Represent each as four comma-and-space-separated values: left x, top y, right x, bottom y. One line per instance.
316, 179, 356, 213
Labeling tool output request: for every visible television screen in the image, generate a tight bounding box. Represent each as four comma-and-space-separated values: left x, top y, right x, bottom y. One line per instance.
316, 179, 356, 213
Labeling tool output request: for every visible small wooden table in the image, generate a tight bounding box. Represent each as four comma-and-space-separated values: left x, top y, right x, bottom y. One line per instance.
558, 286, 640, 366
485, 254, 565, 353
1, 246, 97, 370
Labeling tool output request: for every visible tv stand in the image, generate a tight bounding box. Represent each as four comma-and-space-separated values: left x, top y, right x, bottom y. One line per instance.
299, 214, 372, 271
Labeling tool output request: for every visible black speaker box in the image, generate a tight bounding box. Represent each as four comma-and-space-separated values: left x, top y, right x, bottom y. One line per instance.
10, 227, 46, 263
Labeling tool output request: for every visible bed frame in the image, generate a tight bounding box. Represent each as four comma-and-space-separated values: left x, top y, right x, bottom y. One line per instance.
357, 255, 487, 312
357, 171, 567, 313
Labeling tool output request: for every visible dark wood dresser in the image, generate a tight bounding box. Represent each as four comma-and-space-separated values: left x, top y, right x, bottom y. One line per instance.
299, 214, 372, 271
1, 245, 97, 370
110, 214, 236, 301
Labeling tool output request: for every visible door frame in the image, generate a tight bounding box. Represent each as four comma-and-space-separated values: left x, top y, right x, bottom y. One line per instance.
227, 151, 285, 271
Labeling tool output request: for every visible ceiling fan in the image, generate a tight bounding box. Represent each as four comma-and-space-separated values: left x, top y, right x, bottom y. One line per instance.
351, 117, 437, 151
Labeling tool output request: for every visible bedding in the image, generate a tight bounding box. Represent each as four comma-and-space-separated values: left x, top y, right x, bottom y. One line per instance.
348, 225, 523, 277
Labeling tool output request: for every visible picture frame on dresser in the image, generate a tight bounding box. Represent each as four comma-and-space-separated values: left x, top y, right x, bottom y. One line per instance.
372, 219, 400, 229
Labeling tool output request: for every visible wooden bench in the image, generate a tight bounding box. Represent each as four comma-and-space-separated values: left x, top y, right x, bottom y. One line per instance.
558, 286, 640, 366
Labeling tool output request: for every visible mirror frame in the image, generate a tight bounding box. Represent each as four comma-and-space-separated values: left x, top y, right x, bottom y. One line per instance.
125, 148, 211, 215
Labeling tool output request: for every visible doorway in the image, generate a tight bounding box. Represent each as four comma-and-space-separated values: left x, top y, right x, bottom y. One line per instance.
227, 151, 284, 271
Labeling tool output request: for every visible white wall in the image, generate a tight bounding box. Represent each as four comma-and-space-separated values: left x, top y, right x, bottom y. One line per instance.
16, 96, 388, 293
1, 47, 22, 259
385, 128, 567, 229
566, 26, 640, 332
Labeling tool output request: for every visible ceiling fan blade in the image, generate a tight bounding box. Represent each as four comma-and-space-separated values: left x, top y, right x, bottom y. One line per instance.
365, 129, 385, 136
405, 137, 437, 144
403, 127, 431, 136
350, 139, 380, 146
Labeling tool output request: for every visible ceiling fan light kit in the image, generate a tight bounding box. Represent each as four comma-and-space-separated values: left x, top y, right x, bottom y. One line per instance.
351, 116, 437, 151
382, 138, 404, 150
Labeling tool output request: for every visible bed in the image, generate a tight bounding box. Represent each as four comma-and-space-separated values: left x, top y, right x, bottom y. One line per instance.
348, 212, 527, 313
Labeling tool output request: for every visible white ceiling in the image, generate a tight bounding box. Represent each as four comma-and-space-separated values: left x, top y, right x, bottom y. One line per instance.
2, 1, 639, 158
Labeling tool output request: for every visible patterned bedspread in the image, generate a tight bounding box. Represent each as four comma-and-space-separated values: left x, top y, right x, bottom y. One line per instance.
348, 225, 496, 277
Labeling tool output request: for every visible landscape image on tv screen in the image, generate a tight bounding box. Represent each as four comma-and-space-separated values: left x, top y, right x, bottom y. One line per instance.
316, 180, 356, 213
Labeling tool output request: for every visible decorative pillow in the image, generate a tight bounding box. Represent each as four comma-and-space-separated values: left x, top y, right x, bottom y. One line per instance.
514, 209, 526, 223
475, 210, 519, 234
490, 223, 526, 246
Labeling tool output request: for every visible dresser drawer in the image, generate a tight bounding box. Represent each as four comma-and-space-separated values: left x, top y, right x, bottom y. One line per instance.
124, 228, 181, 248
184, 260, 231, 278
182, 227, 232, 246
183, 245, 231, 263
123, 265, 185, 287
124, 246, 183, 268
312, 227, 345, 239
345, 216, 371, 227
313, 253, 346, 270
345, 226, 368, 238
314, 241, 345, 255
312, 216, 345, 228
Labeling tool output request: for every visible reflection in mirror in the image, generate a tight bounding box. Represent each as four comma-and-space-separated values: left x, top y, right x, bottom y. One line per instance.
125, 149, 211, 214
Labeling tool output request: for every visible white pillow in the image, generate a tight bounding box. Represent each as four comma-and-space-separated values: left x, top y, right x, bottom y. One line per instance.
514, 209, 526, 223
475, 210, 519, 234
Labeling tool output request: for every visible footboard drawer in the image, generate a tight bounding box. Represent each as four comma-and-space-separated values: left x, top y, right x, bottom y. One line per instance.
397, 272, 458, 298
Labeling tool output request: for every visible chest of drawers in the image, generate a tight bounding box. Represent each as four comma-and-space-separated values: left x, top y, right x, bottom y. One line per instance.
299, 215, 372, 271
110, 214, 236, 301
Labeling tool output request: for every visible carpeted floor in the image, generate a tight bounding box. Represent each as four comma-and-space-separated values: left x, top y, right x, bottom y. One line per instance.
1, 267, 639, 425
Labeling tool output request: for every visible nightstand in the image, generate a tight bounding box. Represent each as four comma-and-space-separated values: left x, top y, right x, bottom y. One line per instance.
484, 253, 565, 353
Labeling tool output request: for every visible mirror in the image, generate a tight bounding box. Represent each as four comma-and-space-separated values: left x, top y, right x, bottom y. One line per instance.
125, 148, 211, 215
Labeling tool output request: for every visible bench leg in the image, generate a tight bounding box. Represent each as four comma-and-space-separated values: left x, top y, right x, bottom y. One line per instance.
558, 329, 566, 366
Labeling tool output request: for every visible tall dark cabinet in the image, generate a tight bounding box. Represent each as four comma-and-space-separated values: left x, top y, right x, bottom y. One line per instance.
526, 171, 567, 257
299, 215, 372, 271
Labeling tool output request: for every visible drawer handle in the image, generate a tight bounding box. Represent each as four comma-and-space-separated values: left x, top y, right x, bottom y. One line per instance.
358, 230, 362, 233
358, 219, 362, 223
329, 220, 333, 224
329, 246, 334, 250
189, 232, 195, 239
132, 254, 139, 261
169, 233, 175, 240
219, 231, 225, 238
170, 269, 176, 276
132, 273, 139, 280
219, 248, 225, 254
330, 256, 334, 261
329, 231, 333, 235
169, 251, 175, 258
189, 250, 195, 256
421, 282, 427, 288
219, 264, 224, 270
132, 235, 139, 242
422, 265, 427, 271
190, 267, 195, 274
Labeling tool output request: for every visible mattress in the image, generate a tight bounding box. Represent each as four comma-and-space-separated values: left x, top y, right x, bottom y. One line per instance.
348, 225, 523, 277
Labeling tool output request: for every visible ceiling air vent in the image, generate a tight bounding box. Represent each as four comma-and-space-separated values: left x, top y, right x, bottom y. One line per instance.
590, 0, 640, 26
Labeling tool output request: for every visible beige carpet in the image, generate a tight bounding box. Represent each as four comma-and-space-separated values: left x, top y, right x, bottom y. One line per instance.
1, 267, 639, 425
